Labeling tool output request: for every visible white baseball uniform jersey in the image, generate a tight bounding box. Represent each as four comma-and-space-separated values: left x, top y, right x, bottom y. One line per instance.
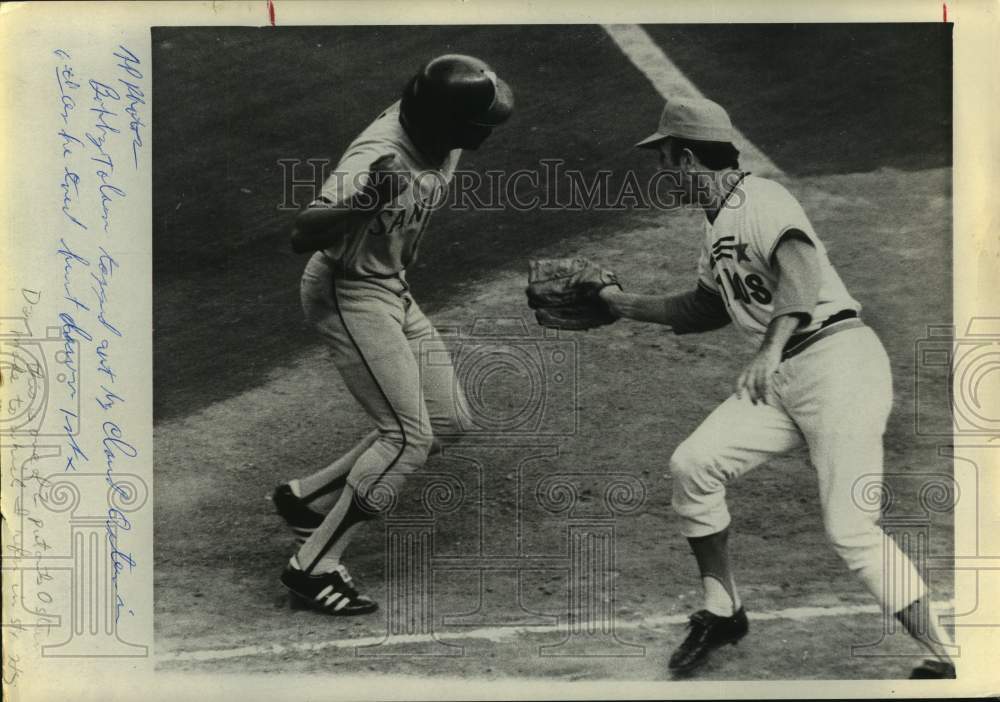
314, 101, 460, 278
696, 174, 860, 340
671, 173, 926, 614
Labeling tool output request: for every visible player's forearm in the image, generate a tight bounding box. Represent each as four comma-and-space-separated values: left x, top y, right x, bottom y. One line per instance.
599, 288, 673, 325
600, 286, 730, 332
759, 313, 802, 357
291, 206, 370, 253
292, 153, 410, 253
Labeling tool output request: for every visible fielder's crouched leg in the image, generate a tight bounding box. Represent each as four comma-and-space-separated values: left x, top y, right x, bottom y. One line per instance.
667, 392, 802, 539
668, 439, 738, 539
665, 393, 805, 672
666, 440, 751, 674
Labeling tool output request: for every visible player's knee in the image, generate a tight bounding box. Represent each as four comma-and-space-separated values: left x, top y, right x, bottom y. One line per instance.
373, 428, 405, 453
372, 427, 431, 467
823, 514, 881, 567
402, 426, 434, 465
669, 440, 712, 484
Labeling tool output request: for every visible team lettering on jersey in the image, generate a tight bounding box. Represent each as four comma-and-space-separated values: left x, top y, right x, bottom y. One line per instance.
715, 267, 773, 306
365, 180, 444, 238
709, 235, 773, 306
710, 236, 752, 265
366, 202, 424, 237
697, 175, 860, 339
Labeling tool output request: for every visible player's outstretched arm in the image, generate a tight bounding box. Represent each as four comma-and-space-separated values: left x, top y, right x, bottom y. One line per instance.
599, 285, 731, 333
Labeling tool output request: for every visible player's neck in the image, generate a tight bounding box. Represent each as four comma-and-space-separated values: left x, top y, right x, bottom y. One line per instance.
412, 136, 450, 167
399, 114, 450, 167
701, 168, 744, 225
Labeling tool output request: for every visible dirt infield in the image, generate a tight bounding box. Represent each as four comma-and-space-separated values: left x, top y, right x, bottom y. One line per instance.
153, 167, 953, 678
153, 26, 953, 680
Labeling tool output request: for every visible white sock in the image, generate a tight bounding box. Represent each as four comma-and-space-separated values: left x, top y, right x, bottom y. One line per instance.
703, 576, 739, 616
288, 479, 302, 498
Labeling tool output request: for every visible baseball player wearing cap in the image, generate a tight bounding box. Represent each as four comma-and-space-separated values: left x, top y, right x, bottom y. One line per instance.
272, 55, 514, 615
597, 97, 955, 678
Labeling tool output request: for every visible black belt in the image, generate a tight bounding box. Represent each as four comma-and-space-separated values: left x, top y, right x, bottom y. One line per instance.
782, 310, 860, 360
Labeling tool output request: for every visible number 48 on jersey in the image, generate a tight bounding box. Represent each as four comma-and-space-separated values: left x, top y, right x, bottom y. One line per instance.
716, 269, 772, 305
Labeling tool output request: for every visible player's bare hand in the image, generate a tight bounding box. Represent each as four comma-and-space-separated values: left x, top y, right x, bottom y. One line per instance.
354, 154, 411, 211
736, 346, 782, 405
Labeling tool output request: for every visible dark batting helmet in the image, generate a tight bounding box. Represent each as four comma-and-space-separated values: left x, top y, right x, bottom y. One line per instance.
401, 54, 514, 150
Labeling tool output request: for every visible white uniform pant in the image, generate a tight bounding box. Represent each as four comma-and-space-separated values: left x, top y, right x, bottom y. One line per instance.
300, 253, 465, 506
670, 324, 926, 613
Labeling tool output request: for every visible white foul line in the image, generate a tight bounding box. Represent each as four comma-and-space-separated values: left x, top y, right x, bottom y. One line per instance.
601, 23, 783, 178
157, 600, 954, 664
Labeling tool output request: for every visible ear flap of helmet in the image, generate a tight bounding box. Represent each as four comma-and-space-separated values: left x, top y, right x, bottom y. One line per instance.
469, 70, 514, 127
402, 54, 514, 133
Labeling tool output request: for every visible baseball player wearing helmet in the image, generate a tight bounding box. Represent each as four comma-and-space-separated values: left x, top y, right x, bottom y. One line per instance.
273, 55, 514, 615
598, 97, 955, 678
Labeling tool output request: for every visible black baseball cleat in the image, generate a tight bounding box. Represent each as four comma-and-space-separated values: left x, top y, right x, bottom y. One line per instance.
271, 483, 325, 544
281, 561, 378, 616
909, 659, 956, 679
668, 607, 749, 674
